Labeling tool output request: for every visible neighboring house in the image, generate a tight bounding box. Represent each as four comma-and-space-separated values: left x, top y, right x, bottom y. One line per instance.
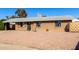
3, 16, 74, 32
72, 19, 79, 22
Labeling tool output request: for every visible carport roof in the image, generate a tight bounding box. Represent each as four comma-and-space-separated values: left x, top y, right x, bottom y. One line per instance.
3, 16, 74, 23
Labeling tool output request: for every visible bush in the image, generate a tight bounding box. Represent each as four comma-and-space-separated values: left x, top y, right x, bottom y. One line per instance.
0, 21, 4, 30
46, 29, 49, 31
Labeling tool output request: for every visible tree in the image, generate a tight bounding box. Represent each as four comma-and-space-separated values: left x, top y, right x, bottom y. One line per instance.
0, 19, 6, 21
15, 8, 27, 18
0, 20, 4, 30
10, 15, 17, 19
6, 15, 17, 19
6, 16, 9, 19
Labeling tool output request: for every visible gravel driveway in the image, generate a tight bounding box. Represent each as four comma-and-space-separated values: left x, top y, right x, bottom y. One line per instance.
0, 31, 79, 50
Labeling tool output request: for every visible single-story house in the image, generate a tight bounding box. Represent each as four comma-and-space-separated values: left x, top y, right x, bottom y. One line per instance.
3, 16, 74, 32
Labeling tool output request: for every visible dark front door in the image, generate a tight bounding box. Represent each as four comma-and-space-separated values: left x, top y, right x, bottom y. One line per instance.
5, 23, 10, 30
27, 22, 31, 31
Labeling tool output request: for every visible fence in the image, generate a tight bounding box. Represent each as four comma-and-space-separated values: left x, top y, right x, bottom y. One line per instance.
69, 22, 79, 32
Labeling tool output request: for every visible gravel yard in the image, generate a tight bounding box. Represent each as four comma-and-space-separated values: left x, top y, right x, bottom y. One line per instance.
0, 31, 79, 50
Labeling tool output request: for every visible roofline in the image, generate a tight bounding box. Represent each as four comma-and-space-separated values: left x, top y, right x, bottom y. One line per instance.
3, 16, 74, 23
4, 20, 73, 23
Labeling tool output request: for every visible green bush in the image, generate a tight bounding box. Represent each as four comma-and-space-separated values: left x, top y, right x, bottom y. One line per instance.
0, 21, 4, 30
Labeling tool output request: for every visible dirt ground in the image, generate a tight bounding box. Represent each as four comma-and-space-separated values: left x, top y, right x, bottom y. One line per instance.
0, 31, 79, 50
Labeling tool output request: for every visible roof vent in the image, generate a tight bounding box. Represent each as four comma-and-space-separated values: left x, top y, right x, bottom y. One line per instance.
37, 13, 46, 17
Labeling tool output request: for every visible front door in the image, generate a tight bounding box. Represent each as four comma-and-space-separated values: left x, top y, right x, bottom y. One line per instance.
27, 22, 31, 31
5, 23, 10, 30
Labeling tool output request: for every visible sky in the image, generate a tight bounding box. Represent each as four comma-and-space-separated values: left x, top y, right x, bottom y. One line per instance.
0, 8, 79, 19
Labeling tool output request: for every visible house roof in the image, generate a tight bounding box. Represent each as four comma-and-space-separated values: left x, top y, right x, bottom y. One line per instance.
72, 19, 79, 22
3, 16, 74, 23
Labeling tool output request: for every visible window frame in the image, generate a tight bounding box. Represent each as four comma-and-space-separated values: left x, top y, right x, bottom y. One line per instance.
17, 22, 23, 27
36, 22, 41, 27
55, 20, 61, 27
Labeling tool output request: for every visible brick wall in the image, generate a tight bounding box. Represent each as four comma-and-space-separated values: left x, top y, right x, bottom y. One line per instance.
15, 21, 71, 32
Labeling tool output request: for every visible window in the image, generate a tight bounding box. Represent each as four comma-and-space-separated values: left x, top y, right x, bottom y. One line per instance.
27, 22, 31, 31
17, 22, 23, 27
36, 22, 41, 27
55, 20, 61, 27
20, 22, 23, 27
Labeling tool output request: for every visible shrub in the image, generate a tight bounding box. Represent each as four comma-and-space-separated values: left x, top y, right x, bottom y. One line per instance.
46, 29, 49, 31
0, 21, 4, 30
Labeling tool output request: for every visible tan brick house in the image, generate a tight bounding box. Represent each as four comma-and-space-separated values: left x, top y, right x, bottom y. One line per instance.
4, 16, 73, 32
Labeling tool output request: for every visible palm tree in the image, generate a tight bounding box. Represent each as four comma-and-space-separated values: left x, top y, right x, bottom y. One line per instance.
15, 8, 27, 18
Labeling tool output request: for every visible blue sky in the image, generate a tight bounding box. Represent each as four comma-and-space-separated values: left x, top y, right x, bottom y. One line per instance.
0, 8, 79, 19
